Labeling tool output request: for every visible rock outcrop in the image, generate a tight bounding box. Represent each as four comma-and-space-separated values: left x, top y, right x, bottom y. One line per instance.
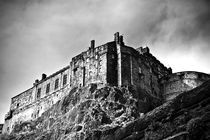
1, 80, 210, 140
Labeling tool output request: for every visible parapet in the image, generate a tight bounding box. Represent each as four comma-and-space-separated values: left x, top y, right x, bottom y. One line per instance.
161, 71, 210, 101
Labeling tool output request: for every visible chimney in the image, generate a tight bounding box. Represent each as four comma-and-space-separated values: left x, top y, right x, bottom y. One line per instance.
114, 32, 120, 43
119, 35, 124, 45
143, 47, 150, 54
168, 67, 172, 74
41, 73, 47, 80
33, 79, 39, 86
91, 40, 95, 50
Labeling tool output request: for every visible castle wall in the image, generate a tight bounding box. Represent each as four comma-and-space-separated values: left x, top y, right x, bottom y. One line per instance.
118, 45, 171, 98
107, 43, 118, 85
3, 88, 68, 134
10, 88, 35, 111
3, 66, 70, 134
9, 66, 70, 112
121, 53, 132, 85
70, 43, 109, 87
36, 66, 70, 100
136, 47, 171, 98
161, 71, 210, 101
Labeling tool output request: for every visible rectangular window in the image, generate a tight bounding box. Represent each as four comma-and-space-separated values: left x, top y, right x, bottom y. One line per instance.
63, 74, 67, 86
37, 88, 41, 99
54, 78, 59, 90
17, 103, 20, 108
46, 83, 50, 93
73, 68, 77, 75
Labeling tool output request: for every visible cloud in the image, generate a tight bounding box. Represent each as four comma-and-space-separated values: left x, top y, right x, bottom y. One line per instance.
0, 0, 209, 123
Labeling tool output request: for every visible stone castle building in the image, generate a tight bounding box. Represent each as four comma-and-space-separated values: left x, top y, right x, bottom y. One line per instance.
3, 33, 210, 134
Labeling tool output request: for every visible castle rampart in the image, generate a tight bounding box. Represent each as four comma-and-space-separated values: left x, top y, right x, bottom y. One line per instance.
160, 71, 210, 101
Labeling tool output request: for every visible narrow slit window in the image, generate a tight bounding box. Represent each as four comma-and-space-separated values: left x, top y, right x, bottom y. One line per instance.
63, 74, 67, 86
37, 88, 41, 99
55, 78, 59, 90
46, 83, 50, 93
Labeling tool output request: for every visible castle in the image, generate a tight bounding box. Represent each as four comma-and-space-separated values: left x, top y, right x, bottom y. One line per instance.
2, 33, 210, 134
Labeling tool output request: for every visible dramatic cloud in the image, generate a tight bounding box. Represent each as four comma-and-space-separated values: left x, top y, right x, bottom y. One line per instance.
0, 0, 209, 123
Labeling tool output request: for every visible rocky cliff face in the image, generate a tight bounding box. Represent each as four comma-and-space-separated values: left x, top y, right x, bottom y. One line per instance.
1, 80, 210, 140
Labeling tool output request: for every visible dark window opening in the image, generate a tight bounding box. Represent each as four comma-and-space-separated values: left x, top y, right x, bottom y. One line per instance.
46, 83, 50, 93
63, 74, 67, 86
55, 78, 59, 90
73, 67, 78, 75
37, 88, 41, 99
17, 103, 20, 108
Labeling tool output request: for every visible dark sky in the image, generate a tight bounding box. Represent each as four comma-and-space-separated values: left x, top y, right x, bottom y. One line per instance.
0, 0, 209, 123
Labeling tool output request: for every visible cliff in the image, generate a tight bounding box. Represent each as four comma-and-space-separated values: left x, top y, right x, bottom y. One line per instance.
1, 80, 210, 140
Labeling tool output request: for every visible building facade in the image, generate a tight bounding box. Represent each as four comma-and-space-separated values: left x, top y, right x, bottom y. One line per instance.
3, 33, 210, 134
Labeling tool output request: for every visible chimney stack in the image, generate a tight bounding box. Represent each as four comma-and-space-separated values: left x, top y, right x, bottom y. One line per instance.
168, 67, 172, 74
119, 35, 124, 45
114, 32, 120, 43
143, 47, 150, 54
91, 40, 95, 50
33, 79, 39, 86
41, 73, 47, 80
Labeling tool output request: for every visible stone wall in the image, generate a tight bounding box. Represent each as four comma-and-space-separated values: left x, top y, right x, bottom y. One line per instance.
10, 88, 34, 111
119, 45, 171, 98
136, 47, 172, 98
3, 86, 70, 134
161, 71, 210, 101
3, 66, 70, 134
107, 43, 118, 85
70, 42, 110, 87
8, 66, 70, 113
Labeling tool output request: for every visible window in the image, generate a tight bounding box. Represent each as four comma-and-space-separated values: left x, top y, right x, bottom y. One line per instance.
63, 74, 67, 86
54, 78, 59, 90
37, 88, 41, 99
73, 67, 77, 75
46, 83, 50, 93
17, 103, 20, 108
